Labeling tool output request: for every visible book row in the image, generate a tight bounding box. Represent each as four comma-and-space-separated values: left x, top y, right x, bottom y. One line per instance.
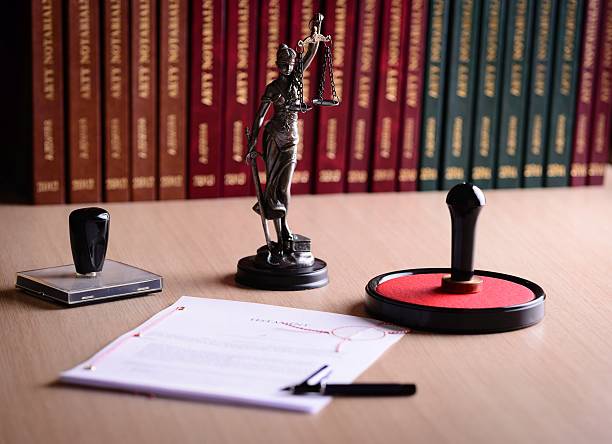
29, 0, 612, 204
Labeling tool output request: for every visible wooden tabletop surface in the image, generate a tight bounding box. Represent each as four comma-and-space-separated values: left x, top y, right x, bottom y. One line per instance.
1, 177, 612, 444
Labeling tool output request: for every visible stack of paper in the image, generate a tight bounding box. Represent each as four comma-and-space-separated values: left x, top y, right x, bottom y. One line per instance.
61, 297, 406, 413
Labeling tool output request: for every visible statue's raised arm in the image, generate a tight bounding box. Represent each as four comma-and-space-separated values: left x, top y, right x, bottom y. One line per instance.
299, 13, 328, 71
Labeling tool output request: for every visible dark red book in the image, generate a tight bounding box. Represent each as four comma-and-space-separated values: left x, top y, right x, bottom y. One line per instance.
588, 0, 612, 185
254, 0, 289, 191
398, 0, 428, 192
289, 0, 322, 194
314, 0, 357, 194
31, 0, 65, 204
159, 0, 188, 200
103, 0, 130, 202
67, 0, 102, 203
345, 0, 381, 193
370, 0, 409, 192
571, 0, 604, 186
223, 0, 258, 197
131, 0, 157, 200
188, 0, 225, 198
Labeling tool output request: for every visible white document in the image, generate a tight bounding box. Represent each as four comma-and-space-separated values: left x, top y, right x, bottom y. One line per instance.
61, 296, 406, 413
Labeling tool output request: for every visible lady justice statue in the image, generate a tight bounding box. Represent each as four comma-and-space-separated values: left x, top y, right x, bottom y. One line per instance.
236, 13, 337, 291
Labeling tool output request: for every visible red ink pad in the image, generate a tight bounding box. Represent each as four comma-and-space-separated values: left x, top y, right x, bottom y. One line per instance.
365, 183, 546, 333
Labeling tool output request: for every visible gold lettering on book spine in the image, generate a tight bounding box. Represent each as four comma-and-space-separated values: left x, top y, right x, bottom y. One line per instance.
555, 114, 567, 155
41, 0, 56, 101
43, 119, 55, 161
109, 0, 123, 99
236, 0, 250, 104
579, 0, 599, 104
167, 0, 181, 99
534, 0, 551, 96
78, 0, 92, 100
479, 116, 490, 157
333, 0, 347, 99
403, 117, 415, 159
428, 0, 444, 99
456, 0, 473, 98
452, 117, 463, 157
200, 0, 214, 105
484, 0, 500, 98
137, 0, 152, 99
530, 114, 542, 155
354, 119, 366, 160
380, 117, 392, 158
300, 0, 314, 99
198, 123, 209, 164
510, 0, 527, 96
507, 115, 518, 156
266, 0, 281, 85
326, 118, 338, 160
357, 0, 376, 108
560, 0, 578, 96
232, 120, 244, 162
406, 0, 423, 107
385, 0, 402, 102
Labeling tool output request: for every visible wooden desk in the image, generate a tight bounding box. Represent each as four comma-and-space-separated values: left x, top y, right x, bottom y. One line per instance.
1, 178, 611, 444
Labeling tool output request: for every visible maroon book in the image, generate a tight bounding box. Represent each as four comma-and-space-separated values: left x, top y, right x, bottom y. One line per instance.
398, 0, 428, 192
571, 0, 604, 186
67, 0, 102, 203
314, 0, 357, 194
223, 0, 258, 197
188, 0, 225, 198
31, 0, 65, 204
289, 0, 322, 194
588, 0, 612, 185
345, 0, 381, 193
254, 0, 289, 191
159, 0, 188, 200
370, 0, 409, 192
131, 0, 157, 200
103, 0, 130, 202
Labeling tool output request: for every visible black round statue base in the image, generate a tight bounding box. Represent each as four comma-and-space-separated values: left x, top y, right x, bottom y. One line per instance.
236, 256, 328, 291
365, 268, 546, 334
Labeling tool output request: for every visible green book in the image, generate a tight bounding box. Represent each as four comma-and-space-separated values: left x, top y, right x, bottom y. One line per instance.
524, 0, 559, 188
471, 0, 508, 189
496, 0, 536, 188
418, 0, 452, 191
545, 0, 585, 187
441, 0, 483, 190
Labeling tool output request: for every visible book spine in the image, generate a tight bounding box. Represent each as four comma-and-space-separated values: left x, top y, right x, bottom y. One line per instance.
398, 0, 428, 192
470, 0, 507, 189
314, 0, 357, 194
418, 0, 451, 191
67, 0, 102, 203
570, 0, 603, 186
131, 0, 157, 200
188, 0, 225, 198
370, 0, 409, 192
158, 0, 188, 200
523, 0, 558, 188
587, 0, 612, 185
223, 0, 257, 197
496, 0, 535, 188
545, 0, 585, 187
103, 0, 130, 202
289, 0, 321, 195
345, 0, 380, 193
440, 0, 482, 190
254, 0, 289, 193
31, 0, 65, 204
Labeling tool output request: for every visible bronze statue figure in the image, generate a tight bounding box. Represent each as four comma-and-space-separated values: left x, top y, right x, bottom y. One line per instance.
236, 13, 335, 291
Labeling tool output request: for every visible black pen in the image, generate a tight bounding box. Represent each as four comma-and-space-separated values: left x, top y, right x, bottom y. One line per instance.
284, 382, 416, 397
282, 364, 416, 397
